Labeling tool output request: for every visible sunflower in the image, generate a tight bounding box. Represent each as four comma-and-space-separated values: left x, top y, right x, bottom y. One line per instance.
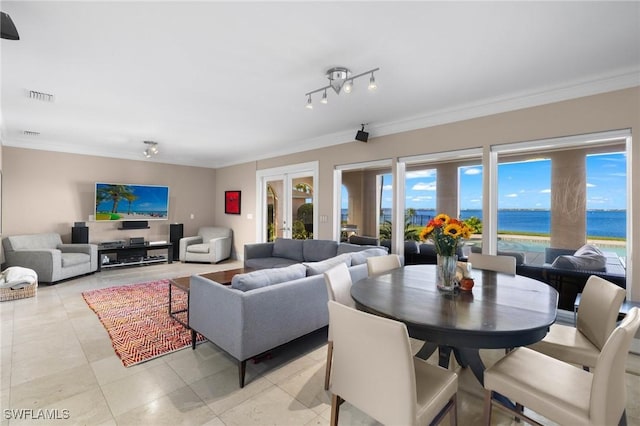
433, 213, 450, 226
420, 225, 434, 240
444, 223, 463, 238
420, 213, 471, 256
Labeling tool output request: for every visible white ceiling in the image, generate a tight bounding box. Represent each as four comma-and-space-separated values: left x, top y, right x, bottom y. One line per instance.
1, 1, 639, 168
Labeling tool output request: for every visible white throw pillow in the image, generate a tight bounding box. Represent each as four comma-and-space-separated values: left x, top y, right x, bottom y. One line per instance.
551, 244, 606, 271
303, 253, 352, 276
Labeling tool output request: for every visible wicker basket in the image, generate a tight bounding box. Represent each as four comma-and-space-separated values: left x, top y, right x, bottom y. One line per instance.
0, 281, 38, 302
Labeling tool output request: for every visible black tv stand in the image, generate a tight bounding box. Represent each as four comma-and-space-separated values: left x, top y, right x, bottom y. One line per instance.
97, 242, 173, 271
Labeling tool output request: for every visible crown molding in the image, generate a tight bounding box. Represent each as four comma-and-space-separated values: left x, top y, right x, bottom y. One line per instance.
371, 67, 640, 141
216, 67, 640, 169
5, 67, 639, 169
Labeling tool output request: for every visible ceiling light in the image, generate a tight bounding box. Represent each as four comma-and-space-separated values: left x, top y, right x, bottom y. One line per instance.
143, 141, 159, 158
343, 80, 353, 94
304, 66, 379, 107
368, 72, 377, 91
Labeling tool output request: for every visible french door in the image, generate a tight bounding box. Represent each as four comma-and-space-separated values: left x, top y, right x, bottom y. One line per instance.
257, 162, 318, 242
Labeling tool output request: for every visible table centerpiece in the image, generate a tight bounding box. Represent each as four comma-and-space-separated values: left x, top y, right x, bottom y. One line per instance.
420, 213, 471, 291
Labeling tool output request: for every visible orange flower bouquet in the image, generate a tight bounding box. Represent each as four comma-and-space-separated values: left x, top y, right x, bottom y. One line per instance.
420, 213, 471, 256
420, 213, 472, 291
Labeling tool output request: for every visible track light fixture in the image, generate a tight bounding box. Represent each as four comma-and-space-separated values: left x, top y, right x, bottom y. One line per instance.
305, 66, 379, 109
143, 141, 159, 158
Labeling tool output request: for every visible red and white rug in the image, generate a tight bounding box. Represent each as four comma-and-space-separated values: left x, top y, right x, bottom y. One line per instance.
82, 280, 204, 367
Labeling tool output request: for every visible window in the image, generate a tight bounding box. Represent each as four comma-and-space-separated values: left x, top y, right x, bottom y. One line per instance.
492, 132, 628, 267
400, 149, 484, 254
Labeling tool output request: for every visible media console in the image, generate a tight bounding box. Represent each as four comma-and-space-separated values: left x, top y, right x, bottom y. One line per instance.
97, 242, 173, 271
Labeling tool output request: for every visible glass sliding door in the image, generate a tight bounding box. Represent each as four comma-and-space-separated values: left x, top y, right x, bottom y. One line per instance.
336, 160, 393, 247
257, 162, 318, 242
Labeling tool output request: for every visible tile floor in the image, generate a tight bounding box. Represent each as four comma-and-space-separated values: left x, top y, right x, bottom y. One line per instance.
1, 260, 639, 425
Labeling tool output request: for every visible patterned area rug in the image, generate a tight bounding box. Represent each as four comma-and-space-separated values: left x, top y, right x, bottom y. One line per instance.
82, 280, 204, 367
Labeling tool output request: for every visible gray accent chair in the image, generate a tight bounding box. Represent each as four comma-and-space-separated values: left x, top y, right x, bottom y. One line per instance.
2, 233, 98, 283
179, 226, 232, 263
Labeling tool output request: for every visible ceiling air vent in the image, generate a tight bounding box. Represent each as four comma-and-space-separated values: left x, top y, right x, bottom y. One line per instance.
23, 130, 40, 136
27, 90, 55, 102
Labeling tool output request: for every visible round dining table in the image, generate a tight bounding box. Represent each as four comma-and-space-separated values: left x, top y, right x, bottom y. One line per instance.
350, 264, 558, 385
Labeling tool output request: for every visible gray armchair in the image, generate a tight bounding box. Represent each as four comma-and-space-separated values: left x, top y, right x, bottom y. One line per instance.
179, 226, 232, 263
2, 233, 98, 283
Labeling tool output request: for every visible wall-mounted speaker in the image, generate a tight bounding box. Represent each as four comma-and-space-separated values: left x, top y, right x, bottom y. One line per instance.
355, 130, 369, 142
169, 223, 184, 261
72, 226, 89, 244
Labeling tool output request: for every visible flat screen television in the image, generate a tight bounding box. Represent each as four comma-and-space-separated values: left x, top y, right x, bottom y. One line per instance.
95, 183, 169, 221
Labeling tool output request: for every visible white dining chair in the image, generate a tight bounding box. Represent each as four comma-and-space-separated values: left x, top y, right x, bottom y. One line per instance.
328, 300, 458, 426
528, 275, 626, 369
366, 254, 402, 276
483, 307, 640, 426
323, 263, 355, 390
468, 252, 516, 275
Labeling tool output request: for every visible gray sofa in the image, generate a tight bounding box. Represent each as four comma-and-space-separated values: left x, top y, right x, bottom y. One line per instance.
2, 233, 98, 283
244, 237, 385, 269
191, 239, 387, 387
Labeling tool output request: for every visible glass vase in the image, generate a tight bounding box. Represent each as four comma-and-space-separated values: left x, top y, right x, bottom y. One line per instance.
436, 254, 458, 292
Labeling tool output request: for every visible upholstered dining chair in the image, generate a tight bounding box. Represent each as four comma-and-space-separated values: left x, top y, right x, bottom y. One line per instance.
528, 275, 626, 369
366, 253, 402, 276
328, 300, 458, 426
323, 263, 355, 390
468, 252, 516, 275
483, 307, 640, 426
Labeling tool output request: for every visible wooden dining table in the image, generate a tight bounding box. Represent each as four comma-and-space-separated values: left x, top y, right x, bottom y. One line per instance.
350, 264, 558, 385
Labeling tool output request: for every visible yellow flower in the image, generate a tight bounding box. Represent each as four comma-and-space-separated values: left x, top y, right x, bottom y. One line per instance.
420, 226, 434, 240
444, 223, 463, 238
434, 213, 450, 225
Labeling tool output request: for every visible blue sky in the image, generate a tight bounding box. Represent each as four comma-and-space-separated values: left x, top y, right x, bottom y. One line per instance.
343, 152, 627, 210
96, 184, 169, 212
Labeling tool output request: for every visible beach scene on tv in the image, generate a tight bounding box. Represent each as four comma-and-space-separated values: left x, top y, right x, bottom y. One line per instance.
95, 183, 169, 221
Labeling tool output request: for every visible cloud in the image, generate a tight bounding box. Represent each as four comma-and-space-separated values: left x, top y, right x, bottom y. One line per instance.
412, 182, 437, 191
540, 189, 551, 193
382, 184, 393, 190
506, 193, 518, 198
586, 183, 596, 187
410, 195, 433, 202
463, 168, 482, 175
406, 170, 436, 179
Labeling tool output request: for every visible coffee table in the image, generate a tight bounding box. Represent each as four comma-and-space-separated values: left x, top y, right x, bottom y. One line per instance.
168, 268, 253, 330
